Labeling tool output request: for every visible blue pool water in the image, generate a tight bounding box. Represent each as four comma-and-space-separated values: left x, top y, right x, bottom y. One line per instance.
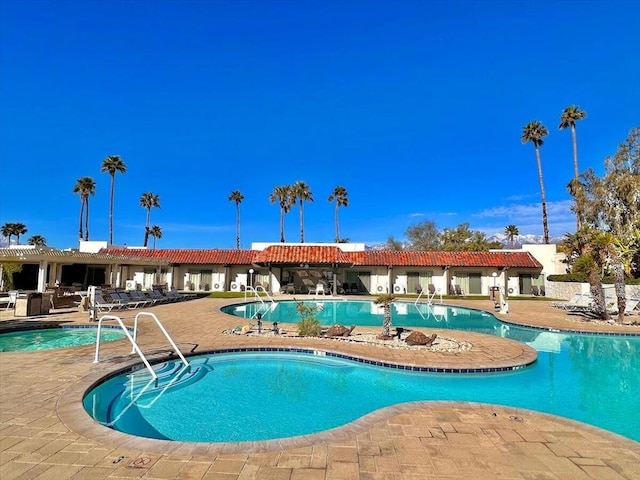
84, 302, 640, 443
0, 326, 127, 352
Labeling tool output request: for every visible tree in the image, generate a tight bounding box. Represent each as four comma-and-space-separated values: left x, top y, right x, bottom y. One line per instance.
405, 221, 441, 251
559, 105, 587, 229
504, 224, 519, 247
269, 185, 293, 242
100, 155, 127, 245
73, 177, 96, 241
441, 223, 501, 251
0, 223, 26, 245
1, 223, 15, 245
576, 127, 640, 322
374, 294, 396, 339
384, 236, 405, 251
139, 192, 161, 247
292, 181, 313, 243
228, 190, 244, 249
328, 186, 349, 243
521, 120, 550, 244
27, 235, 47, 246
148, 225, 162, 250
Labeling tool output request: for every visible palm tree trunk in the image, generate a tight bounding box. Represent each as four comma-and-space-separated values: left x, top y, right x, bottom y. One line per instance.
78, 200, 85, 240
109, 175, 115, 245
143, 208, 151, 247
280, 208, 285, 243
571, 124, 581, 230
588, 269, 607, 320
299, 200, 304, 243
85, 198, 90, 241
334, 204, 340, 242
235, 203, 241, 249
382, 305, 391, 338
535, 146, 550, 244
612, 260, 626, 324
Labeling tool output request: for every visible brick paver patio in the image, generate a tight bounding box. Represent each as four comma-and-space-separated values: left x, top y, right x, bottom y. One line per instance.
1, 296, 638, 479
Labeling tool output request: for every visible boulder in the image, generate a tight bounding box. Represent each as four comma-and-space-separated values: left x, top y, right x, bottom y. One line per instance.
405, 331, 437, 346
325, 324, 355, 337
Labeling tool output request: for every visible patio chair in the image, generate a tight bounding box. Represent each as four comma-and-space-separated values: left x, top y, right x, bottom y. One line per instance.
93, 293, 126, 312
531, 285, 540, 296
428, 284, 436, 295
350, 282, 358, 294
315, 283, 326, 295
454, 285, 463, 296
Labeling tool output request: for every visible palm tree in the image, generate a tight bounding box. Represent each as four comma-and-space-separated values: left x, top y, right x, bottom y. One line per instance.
73, 177, 96, 241
521, 121, 550, 244
559, 105, 587, 229
1, 223, 15, 245
139, 192, 161, 247
504, 225, 519, 247
27, 235, 47, 246
100, 155, 127, 245
269, 185, 293, 243
374, 294, 396, 339
228, 190, 244, 249
148, 225, 162, 250
328, 186, 349, 243
291, 181, 314, 243
12, 223, 27, 245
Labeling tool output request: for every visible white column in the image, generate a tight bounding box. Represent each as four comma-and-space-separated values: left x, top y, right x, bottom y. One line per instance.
115, 265, 122, 288
37, 260, 48, 292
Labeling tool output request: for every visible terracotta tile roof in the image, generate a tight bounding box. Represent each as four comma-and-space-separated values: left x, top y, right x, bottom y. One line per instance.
352, 250, 542, 268
253, 246, 353, 265
102, 248, 254, 265
100, 246, 542, 269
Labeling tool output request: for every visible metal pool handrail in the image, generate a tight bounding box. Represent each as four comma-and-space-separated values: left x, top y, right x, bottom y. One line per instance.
93, 314, 158, 380
132, 312, 190, 368
93, 312, 189, 381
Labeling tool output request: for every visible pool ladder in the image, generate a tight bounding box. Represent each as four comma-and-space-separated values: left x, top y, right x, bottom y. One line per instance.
93, 312, 190, 381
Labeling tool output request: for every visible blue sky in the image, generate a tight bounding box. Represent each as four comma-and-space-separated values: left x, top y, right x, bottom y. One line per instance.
1, 0, 639, 249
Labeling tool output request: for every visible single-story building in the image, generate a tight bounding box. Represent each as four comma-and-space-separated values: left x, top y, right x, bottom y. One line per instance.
1, 241, 565, 297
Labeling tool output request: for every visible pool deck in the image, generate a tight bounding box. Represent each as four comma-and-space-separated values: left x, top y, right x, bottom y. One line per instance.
1, 296, 638, 479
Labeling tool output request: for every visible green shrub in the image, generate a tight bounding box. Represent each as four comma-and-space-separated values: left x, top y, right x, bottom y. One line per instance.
297, 317, 322, 336
296, 301, 322, 337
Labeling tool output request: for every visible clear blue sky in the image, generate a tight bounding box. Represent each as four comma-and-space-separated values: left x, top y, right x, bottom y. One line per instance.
1, 0, 638, 249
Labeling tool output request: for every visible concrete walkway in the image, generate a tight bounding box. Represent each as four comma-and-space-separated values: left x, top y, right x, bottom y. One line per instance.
1, 297, 638, 479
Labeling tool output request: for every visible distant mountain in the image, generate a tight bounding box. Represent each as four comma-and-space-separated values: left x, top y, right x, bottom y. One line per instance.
487, 232, 563, 247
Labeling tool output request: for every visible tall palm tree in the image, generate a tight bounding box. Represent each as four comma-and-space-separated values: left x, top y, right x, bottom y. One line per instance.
374, 294, 396, 339
269, 185, 293, 243
27, 235, 47, 246
521, 121, 550, 244
504, 224, 519, 247
291, 181, 314, 243
228, 190, 244, 249
1, 223, 15, 245
559, 105, 587, 229
100, 155, 127, 245
73, 177, 96, 241
148, 225, 162, 250
139, 192, 161, 247
328, 186, 349, 243
12, 223, 27, 245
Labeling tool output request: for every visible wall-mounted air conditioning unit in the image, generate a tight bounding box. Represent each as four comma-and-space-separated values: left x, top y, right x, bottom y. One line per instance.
125, 280, 137, 291
212, 281, 224, 292
393, 284, 406, 294
230, 281, 241, 292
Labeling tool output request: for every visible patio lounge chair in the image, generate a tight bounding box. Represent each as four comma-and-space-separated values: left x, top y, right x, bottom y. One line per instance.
93, 293, 126, 312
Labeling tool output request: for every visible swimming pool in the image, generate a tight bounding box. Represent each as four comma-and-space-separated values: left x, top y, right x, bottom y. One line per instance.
84, 303, 640, 443
222, 299, 521, 334
0, 326, 127, 352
